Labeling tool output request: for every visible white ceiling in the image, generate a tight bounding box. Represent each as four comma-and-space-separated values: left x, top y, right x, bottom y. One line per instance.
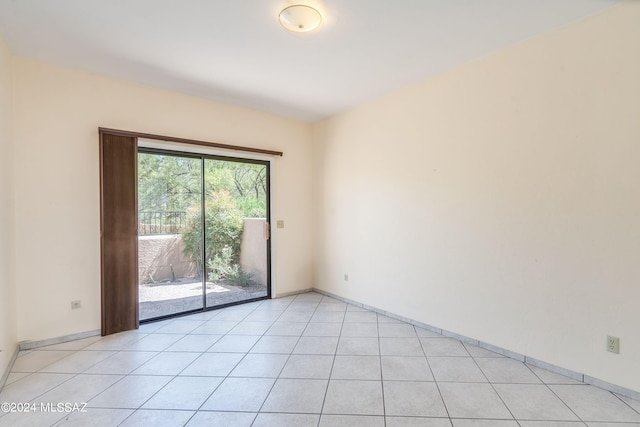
0, 0, 621, 122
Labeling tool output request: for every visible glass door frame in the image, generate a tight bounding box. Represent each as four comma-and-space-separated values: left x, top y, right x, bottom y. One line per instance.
138, 146, 272, 323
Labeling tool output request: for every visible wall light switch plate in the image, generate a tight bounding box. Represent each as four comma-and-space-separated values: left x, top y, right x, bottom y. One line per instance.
71, 300, 82, 310
276, 220, 285, 228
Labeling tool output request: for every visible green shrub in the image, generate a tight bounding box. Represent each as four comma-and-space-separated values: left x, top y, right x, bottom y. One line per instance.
206, 248, 254, 286
182, 190, 244, 276
230, 268, 254, 287
234, 197, 267, 218
207, 247, 239, 282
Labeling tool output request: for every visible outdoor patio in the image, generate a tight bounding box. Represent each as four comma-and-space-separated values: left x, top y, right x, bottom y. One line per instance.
139, 279, 267, 320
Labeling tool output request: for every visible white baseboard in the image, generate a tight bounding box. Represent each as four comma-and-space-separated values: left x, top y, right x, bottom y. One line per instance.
275, 288, 313, 298
18, 330, 101, 351
0, 345, 20, 391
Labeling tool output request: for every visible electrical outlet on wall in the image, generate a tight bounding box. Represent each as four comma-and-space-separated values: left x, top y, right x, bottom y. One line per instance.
607, 335, 620, 354
344, 274, 349, 281
71, 300, 82, 310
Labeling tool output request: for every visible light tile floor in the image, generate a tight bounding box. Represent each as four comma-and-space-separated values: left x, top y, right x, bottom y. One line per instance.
1, 292, 639, 427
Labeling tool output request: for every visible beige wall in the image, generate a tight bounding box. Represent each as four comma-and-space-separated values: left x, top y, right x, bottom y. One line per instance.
312, 2, 640, 392
4, 0, 640, 395
138, 235, 196, 283
12, 57, 314, 342
240, 218, 268, 287
0, 34, 16, 376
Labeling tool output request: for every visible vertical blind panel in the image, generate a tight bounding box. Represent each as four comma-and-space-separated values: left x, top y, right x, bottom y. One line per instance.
100, 133, 138, 335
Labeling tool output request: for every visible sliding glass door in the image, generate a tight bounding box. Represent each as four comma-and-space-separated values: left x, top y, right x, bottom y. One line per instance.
137, 152, 204, 321
137, 149, 270, 321
203, 158, 269, 308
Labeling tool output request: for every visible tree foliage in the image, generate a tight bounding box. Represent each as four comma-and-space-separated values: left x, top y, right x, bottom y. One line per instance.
138, 152, 268, 284
181, 190, 244, 276
138, 153, 201, 212
205, 159, 267, 218
138, 153, 267, 218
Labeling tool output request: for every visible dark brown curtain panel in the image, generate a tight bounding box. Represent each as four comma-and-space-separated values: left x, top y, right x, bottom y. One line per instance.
99, 132, 138, 335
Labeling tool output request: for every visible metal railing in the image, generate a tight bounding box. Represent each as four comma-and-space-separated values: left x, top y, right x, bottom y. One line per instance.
138, 211, 187, 235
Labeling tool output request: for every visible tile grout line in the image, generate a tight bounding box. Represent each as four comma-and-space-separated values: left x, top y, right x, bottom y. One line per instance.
611, 392, 640, 417
192, 297, 287, 419
253, 293, 320, 421
466, 346, 522, 426
118, 316, 251, 425
522, 359, 586, 425
417, 324, 452, 425
376, 313, 387, 427
179, 298, 273, 427
115, 297, 273, 426
36, 340, 139, 418
80, 301, 251, 424
317, 296, 346, 424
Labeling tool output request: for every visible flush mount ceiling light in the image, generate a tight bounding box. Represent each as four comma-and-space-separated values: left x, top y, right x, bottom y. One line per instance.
279, 5, 322, 33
